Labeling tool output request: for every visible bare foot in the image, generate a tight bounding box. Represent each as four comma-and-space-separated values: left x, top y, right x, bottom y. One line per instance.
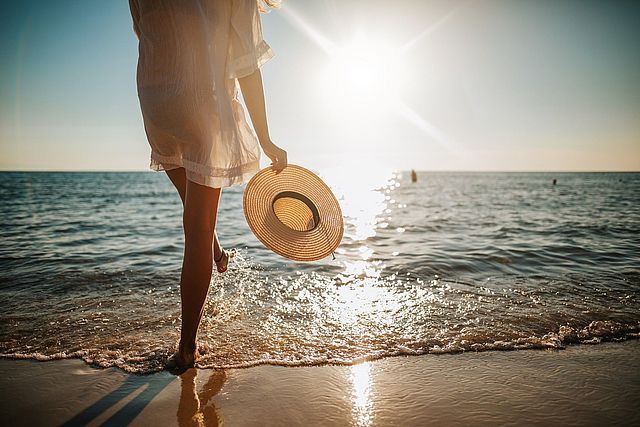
214, 248, 235, 274
166, 346, 198, 372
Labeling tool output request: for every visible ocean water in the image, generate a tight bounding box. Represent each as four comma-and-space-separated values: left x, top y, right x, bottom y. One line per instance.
0, 171, 638, 373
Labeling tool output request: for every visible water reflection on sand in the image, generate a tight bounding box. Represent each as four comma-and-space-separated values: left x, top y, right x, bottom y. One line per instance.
178, 369, 226, 427
351, 362, 373, 427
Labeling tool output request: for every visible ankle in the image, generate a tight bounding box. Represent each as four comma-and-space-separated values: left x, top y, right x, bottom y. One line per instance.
179, 341, 197, 355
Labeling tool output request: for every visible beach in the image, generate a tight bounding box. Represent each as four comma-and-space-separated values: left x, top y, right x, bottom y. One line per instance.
1, 340, 639, 426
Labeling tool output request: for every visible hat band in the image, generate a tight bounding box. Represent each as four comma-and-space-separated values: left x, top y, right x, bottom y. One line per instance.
272, 191, 320, 232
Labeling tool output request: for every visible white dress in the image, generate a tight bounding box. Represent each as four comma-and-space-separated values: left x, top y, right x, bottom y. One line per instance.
129, 0, 274, 188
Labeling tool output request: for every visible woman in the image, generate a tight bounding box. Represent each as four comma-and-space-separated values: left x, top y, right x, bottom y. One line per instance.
129, 0, 287, 369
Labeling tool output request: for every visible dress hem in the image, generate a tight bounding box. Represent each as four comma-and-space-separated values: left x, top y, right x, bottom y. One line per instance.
150, 153, 260, 188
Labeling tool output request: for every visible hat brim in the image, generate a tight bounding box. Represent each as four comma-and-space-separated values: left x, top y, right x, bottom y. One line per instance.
243, 164, 343, 261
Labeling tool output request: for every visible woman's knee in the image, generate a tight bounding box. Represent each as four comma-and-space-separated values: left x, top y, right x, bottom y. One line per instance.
183, 213, 216, 241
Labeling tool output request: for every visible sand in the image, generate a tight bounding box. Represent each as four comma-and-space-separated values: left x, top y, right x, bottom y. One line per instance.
1, 340, 639, 426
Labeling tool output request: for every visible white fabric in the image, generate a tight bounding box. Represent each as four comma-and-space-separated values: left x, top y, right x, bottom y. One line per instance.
129, 0, 274, 188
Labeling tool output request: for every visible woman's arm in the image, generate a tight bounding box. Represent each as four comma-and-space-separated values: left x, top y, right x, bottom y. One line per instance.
238, 69, 287, 172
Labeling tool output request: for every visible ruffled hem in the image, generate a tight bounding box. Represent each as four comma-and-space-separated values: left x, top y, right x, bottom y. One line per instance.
227, 40, 274, 79
150, 153, 260, 188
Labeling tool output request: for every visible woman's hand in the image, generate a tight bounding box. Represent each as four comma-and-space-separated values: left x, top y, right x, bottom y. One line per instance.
261, 140, 287, 172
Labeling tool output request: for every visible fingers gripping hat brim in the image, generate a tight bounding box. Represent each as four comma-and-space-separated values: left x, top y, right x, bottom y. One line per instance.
243, 164, 344, 261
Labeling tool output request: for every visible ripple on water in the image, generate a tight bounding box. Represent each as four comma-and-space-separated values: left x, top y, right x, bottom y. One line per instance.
0, 171, 639, 372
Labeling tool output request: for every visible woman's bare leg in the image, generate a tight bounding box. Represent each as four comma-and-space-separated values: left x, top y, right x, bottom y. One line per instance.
166, 168, 187, 204
178, 179, 221, 362
166, 168, 223, 261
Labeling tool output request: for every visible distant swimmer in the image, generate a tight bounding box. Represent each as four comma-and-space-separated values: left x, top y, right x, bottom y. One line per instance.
553, 178, 557, 185
411, 169, 417, 183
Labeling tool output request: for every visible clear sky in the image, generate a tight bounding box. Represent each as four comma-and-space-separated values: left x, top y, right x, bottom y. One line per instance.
1, 0, 639, 172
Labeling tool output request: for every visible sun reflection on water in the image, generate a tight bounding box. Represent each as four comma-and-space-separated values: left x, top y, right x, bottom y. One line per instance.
320, 166, 398, 244
330, 281, 401, 327
340, 260, 382, 280
319, 166, 403, 328
320, 166, 400, 282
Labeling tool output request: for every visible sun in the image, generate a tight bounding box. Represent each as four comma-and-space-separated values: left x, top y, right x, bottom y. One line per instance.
283, 5, 455, 151
317, 34, 407, 120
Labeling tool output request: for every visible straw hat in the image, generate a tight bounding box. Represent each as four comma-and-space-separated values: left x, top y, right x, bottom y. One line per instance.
243, 164, 343, 261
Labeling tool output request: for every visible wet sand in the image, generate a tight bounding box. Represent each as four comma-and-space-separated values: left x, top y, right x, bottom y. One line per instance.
1, 340, 639, 426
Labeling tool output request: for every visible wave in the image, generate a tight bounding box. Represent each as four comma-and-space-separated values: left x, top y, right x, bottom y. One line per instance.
2, 321, 638, 374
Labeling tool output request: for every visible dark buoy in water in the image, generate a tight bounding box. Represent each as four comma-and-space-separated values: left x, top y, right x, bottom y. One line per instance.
411, 169, 417, 183
552, 178, 557, 185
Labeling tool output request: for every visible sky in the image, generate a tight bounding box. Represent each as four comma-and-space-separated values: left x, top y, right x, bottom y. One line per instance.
1, 0, 639, 172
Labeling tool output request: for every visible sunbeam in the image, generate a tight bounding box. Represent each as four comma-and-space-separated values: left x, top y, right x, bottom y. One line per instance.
400, 0, 474, 54
281, 7, 336, 55
395, 102, 457, 151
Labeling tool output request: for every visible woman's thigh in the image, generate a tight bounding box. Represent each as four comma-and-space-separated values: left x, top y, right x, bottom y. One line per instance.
183, 180, 221, 236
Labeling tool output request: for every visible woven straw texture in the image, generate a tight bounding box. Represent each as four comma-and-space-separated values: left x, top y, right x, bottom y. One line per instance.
243, 165, 343, 261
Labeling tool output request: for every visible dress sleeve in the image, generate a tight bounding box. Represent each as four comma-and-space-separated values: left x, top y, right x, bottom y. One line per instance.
128, 0, 141, 39
227, 0, 275, 79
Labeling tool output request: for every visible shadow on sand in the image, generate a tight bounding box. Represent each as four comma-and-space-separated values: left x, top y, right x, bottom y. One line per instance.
60, 372, 175, 426
61, 368, 226, 426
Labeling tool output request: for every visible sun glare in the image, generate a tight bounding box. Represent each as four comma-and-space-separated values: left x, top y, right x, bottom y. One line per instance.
318, 35, 406, 119
282, 4, 459, 156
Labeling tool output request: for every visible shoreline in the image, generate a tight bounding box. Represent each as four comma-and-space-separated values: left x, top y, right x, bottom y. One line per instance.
1, 340, 639, 426
2, 332, 639, 373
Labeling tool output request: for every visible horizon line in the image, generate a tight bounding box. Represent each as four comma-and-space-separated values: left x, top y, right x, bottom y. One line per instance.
0, 169, 638, 174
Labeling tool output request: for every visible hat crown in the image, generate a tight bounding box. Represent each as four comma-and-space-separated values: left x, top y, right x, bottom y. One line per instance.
272, 191, 320, 232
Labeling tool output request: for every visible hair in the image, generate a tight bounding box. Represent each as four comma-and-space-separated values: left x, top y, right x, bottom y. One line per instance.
258, 0, 281, 12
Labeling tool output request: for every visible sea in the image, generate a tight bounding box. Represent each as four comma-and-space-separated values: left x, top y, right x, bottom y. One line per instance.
1, 171, 638, 373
